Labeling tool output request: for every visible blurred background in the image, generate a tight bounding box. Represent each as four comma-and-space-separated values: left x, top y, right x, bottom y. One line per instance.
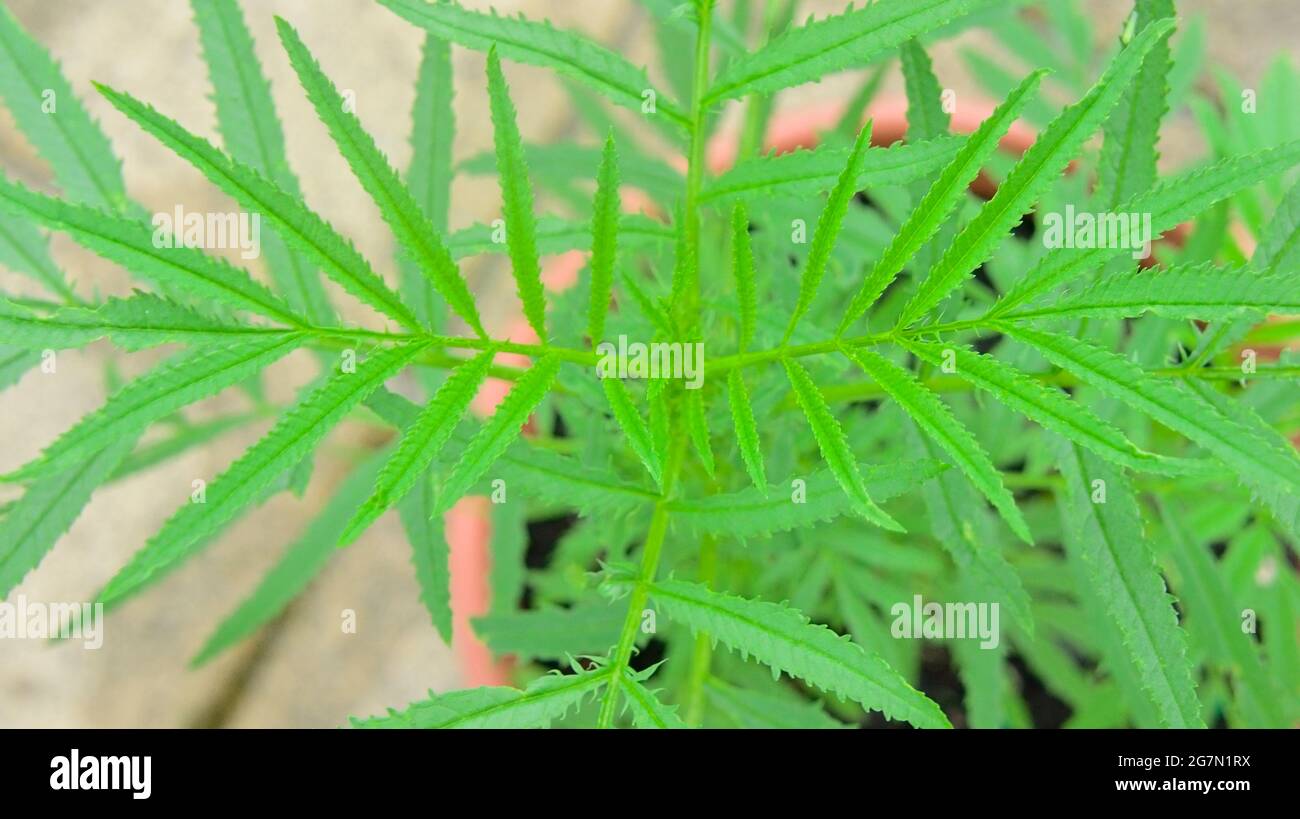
0, 0, 1296, 727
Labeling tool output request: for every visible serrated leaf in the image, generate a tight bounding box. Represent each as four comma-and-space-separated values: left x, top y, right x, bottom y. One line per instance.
905, 421, 1033, 631
620, 668, 687, 728
4, 335, 304, 482
98, 341, 429, 605
0, 177, 302, 325
445, 213, 671, 259
95, 84, 420, 330
1057, 441, 1202, 728
684, 387, 715, 477
898, 18, 1176, 328
844, 348, 1030, 543
701, 135, 961, 205
485, 48, 548, 342
783, 121, 872, 342
341, 349, 494, 545
725, 369, 767, 492
1002, 325, 1300, 503
473, 604, 623, 659
437, 355, 560, 513
730, 202, 757, 351
1004, 262, 1300, 322
276, 18, 483, 336
991, 140, 1300, 316
1161, 504, 1281, 727
0, 5, 127, 210
1094, 0, 1174, 210
899, 38, 949, 141
587, 134, 619, 345
839, 70, 1045, 333
640, 579, 949, 728
191, 0, 334, 324
92, 292, 293, 351
190, 448, 389, 667
0, 200, 73, 301
703, 0, 986, 105
0, 436, 136, 599
377, 0, 688, 127
351, 666, 611, 728
399, 471, 451, 643
900, 338, 1169, 473
782, 359, 902, 532
706, 677, 848, 729
670, 459, 947, 538
401, 31, 456, 329
600, 377, 662, 487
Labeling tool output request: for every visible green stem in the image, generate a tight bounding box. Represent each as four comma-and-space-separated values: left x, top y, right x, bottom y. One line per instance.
595, 0, 713, 728
595, 434, 688, 727
683, 536, 718, 725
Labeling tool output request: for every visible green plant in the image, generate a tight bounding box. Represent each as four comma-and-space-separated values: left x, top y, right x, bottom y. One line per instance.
1, 0, 1297, 729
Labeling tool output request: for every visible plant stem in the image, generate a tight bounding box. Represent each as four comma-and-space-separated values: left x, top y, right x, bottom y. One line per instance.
683, 536, 718, 725
595, 1, 713, 728
595, 433, 687, 727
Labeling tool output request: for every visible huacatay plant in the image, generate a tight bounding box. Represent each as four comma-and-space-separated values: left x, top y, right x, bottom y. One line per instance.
0, 0, 1297, 729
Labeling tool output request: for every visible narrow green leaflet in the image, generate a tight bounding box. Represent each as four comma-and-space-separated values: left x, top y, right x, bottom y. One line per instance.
1002, 325, 1300, 501
845, 349, 1030, 543
401, 33, 456, 329
486, 48, 548, 342
472, 604, 622, 659
838, 70, 1045, 333
706, 677, 849, 729
4, 334, 304, 482
620, 668, 687, 728
782, 360, 901, 532
276, 18, 483, 336
0, 203, 72, 301
1162, 506, 1282, 727
640, 578, 949, 728
728, 371, 770, 492
0, 5, 127, 211
587, 135, 620, 345
95, 84, 420, 330
436, 355, 561, 514
352, 667, 611, 728
0, 298, 102, 350
899, 338, 1167, 472
444, 214, 671, 259
700, 136, 961, 205
0, 436, 136, 599
97, 341, 429, 605
1057, 442, 1203, 727
1003, 263, 1300, 322
898, 18, 1176, 328
900, 39, 950, 141
397, 471, 453, 643
703, 0, 986, 105
90, 293, 293, 351
0, 177, 302, 325
684, 388, 715, 477
1094, 0, 1174, 210
906, 422, 1033, 631
377, 0, 688, 127
731, 203, 757, 351
341, 349, 495, 546
601, 378, 662, 487
670, 460, 947, 539
191, 0, 334, 324
190, 449, 389, 667
991, 140, 1300, 317
783, 122, 872, 342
